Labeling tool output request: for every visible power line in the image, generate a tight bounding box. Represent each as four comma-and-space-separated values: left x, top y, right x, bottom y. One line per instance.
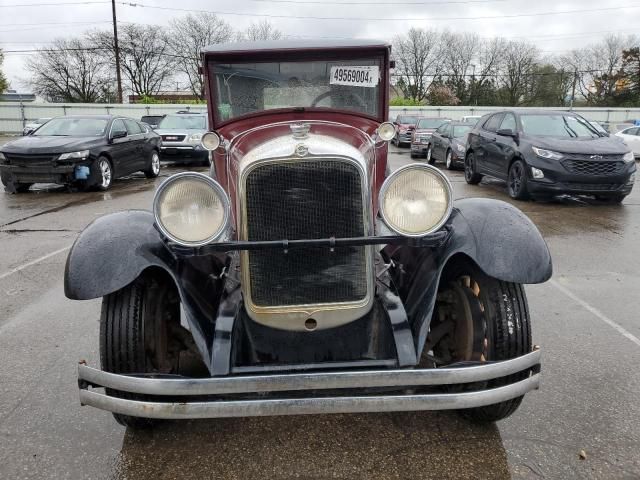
118, 2, 640, 22
0, 1, 109, 7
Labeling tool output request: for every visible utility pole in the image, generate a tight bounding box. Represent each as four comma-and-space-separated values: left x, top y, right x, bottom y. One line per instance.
569, 70, 577, 111
112, 0, 123, 103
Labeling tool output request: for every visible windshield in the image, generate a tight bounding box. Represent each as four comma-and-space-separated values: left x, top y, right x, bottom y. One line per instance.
158, 115, 207, 130
416, 118, 444, 129
398, 116, 418, 124
210, 57, 382, 122
452, 125, 472, 137
33, 117, 108, 136
520, 114, 599, 138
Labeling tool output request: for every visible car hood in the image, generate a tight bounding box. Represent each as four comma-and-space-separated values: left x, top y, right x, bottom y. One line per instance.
526, 135, 629, 155
0, 135, 105, 154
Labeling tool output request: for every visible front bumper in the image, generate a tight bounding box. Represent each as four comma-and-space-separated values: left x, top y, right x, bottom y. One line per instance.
397, 132, 413, 144
411, 142, 430, 154
160, 144, 208, 159
0, 163, 76, 184
77, 349, 540, 419
526, 156, 636, 197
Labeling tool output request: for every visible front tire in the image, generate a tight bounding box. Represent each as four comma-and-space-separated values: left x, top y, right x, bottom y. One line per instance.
445, 149, 453, 170
426, 145, 434, 165
95, 156, 113, 191
100, 274, 181, 428
432, 262, 532, 422
144, 150, 160, 178
464, 152, 482, 184
507, 159, 530, 200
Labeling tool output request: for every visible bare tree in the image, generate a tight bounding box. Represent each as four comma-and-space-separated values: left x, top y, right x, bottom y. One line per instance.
168, 13, 234, 99
242, 20, 283, 41
0, 49, 8, 93
441, 31, 478, 102
25, 38, 113, 102
90, 24, 176, 98
498, 40, 540, 106
392, 28, 444, 103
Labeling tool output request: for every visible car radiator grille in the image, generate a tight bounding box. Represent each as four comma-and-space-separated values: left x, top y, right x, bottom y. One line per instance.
562, 159, 625, 175
4, 153, 55, 166
244, 160, 368, 307
161, 135, 186, 142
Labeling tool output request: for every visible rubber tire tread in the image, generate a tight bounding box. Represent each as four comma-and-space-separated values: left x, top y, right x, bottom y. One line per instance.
100, 280, 157, 429
459, 272, 532, 422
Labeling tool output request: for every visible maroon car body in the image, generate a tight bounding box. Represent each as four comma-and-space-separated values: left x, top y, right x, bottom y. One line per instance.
66, 39, 550, 428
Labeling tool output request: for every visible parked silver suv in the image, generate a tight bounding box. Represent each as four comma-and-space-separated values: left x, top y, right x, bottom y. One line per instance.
155, 113, 209, 164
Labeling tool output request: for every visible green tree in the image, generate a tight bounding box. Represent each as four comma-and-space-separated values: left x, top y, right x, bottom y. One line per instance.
0, 49, 9, 93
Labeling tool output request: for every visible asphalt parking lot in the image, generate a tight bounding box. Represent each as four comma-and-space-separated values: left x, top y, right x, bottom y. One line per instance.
0, 137, 639, 479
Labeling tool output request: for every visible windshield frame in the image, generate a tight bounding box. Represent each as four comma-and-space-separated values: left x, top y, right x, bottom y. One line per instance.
205, 48, 388, 128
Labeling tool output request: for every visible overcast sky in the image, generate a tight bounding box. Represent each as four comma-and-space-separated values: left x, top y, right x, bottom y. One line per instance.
1, 0, 639, 90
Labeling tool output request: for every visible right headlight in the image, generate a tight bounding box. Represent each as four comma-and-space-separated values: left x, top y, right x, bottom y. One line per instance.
379, 164, 453, 237
153, 172, 230, 247
623, 151, 635, 163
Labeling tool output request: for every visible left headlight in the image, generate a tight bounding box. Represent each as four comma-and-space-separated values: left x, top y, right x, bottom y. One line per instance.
153, 172, 230, 247
623, 151, 635, 163
58, 150, 90, 160
532, 146, 563, 160
379, 164, 453, 237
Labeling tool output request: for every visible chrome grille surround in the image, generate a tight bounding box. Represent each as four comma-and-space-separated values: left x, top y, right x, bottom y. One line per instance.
236, 133, 375, 331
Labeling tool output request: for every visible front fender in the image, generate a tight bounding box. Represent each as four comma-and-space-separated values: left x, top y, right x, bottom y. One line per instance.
389, 198, 552, 359
64, 210, 174, 300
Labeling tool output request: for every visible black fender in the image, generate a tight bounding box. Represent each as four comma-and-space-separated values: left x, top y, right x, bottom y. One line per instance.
388, 198, 552, 358
64, 210, 227, 371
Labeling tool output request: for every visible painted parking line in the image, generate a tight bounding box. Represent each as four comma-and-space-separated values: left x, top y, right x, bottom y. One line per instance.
0, 245, 71, 281
550, 279, 640, 348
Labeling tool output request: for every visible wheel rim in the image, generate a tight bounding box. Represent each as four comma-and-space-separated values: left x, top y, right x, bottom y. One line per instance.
427, 147, 432, 162
446, 151, 452, 168
509, 163, 523, 195
465, 154, 474, 180
151, 152, 160, 175
99, 159, 112, 188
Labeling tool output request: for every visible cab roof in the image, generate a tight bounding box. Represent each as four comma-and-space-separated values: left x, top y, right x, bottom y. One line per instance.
202, 39, 390, 54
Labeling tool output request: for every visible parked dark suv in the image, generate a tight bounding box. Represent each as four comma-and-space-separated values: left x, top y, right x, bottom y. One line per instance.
465, 110, 636, 202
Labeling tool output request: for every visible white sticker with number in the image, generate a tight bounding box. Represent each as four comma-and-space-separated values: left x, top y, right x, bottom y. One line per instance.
330, 66, 379, 87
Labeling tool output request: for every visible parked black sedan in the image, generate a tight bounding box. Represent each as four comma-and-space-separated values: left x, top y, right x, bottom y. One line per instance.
426, 121, 475, 169
465, 110, 636, 202
0, 115, 161, 193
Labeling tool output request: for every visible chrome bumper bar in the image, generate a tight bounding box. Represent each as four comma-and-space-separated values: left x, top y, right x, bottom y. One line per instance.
78, 349, 540, 419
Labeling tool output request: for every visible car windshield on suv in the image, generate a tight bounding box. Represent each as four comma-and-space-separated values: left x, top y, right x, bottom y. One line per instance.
520, 114, 600, 138
33, 117, 108, 137
210, 58, 383, 122
416, 118, 444, 129
157, 115, 207, 130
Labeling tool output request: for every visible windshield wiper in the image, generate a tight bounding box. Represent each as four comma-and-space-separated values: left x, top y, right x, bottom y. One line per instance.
562, 117, 578, 138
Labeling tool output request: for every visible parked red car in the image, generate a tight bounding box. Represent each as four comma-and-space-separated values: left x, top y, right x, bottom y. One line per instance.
66, 39, 550, 428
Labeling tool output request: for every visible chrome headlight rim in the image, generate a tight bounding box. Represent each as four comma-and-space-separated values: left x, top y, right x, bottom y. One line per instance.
378, 163, 453, 238
201, 131, 221, 151
153, 172, 230, 247
377, 122, 396, 142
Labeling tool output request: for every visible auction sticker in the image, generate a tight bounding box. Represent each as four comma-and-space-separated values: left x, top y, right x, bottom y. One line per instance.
330, 66, 379, 87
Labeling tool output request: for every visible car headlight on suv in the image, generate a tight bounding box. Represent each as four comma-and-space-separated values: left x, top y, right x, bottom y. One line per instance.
188, 133, 203, 143
623, 151, 635, 163
455, 144, 465, 153
153, 172, 230, 247
532, 146, 563, 160
58, 150, 90, 161
379, 164, 453, 237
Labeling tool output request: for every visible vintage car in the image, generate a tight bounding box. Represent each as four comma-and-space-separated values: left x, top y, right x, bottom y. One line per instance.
65, 39, 551, 429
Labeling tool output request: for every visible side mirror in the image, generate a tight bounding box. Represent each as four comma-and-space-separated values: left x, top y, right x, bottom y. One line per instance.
496, 128, 517, 138
110, 130, 127, 142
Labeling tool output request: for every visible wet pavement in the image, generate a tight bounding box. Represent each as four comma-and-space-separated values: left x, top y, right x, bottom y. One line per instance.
0, 139, 639, 479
